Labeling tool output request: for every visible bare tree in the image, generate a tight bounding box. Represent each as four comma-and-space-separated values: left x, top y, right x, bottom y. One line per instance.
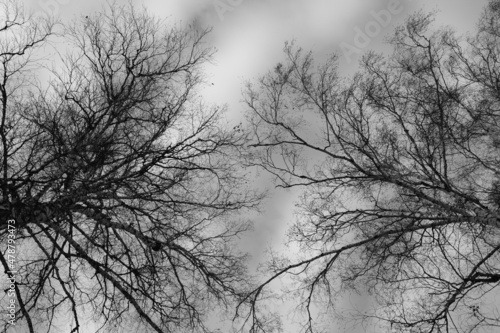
0, 2, 262, 332
240, 1, 500, 332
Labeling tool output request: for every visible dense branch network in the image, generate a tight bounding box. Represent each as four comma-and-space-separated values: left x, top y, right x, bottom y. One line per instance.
240, 2, 500, 332
0, 2, 261, 332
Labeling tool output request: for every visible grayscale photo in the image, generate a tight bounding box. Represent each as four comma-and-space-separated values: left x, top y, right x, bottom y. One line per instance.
0, 0, 497, 332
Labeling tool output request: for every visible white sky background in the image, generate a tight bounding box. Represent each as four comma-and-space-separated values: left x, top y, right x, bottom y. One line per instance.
17, 0, 490, 332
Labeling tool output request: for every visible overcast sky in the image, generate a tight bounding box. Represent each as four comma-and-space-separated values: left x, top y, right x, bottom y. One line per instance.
21, 0, 490, 331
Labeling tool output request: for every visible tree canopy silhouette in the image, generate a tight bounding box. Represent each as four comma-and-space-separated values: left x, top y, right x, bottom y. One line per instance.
0, 1, 261, 332
240, 1, 500, 332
